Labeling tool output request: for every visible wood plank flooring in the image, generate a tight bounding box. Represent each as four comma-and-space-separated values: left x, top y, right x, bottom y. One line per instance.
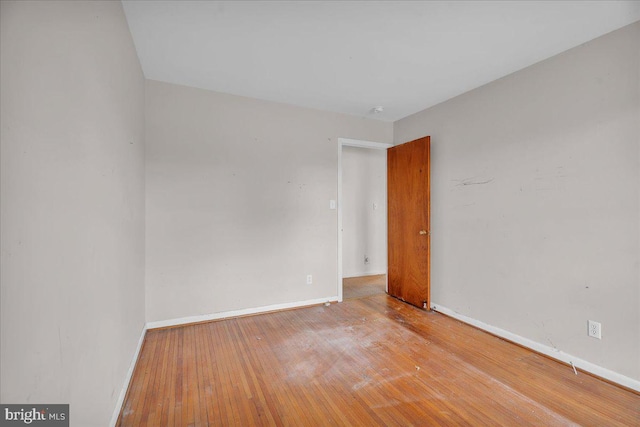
343, 274, 386, 300
117, 295, 640, 426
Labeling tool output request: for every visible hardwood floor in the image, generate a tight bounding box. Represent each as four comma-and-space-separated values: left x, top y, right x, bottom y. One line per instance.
117, 295, 640, 426
342, 274, 386, 300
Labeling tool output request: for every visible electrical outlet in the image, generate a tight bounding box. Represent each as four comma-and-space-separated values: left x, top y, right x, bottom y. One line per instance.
364, 255, 369, 265
306, 274, 313, 285
588, 320, 601, 339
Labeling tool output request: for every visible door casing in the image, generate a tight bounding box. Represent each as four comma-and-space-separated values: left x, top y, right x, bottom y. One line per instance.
337, 138, 393, 302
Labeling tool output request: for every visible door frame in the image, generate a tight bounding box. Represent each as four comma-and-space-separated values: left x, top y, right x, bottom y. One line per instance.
337, 138, 393, 302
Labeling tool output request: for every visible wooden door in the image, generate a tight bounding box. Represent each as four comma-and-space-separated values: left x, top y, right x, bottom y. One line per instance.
387, 136, 430, 309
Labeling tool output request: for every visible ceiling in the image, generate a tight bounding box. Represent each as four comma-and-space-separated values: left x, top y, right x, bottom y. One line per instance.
122, 1, 640, 122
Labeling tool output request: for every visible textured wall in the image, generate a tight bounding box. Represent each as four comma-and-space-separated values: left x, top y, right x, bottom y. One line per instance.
394, 22, 640, 380
0, 1, 146, 425
145, 80, 392, 322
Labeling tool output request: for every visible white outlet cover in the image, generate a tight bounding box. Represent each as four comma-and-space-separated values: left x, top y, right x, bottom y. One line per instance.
588, 320, 602, 339
329, 200, 336, 210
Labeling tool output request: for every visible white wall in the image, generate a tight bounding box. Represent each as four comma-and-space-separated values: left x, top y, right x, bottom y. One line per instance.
342, 146, 387, 277
145, 80, 393, 322
394, 22, 640, 381
0, 1, 146, 425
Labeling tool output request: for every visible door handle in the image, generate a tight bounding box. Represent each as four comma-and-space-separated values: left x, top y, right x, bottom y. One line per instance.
419, 230, 428, 235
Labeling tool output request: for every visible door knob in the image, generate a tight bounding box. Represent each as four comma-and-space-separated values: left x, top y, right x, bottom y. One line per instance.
419, 230, 428, 235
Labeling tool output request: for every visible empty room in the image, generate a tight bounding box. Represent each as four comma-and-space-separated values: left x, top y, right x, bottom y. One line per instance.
1, 1, 639, 426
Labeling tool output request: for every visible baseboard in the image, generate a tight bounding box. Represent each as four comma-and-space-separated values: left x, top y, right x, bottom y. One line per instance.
343, 271, 387, 278
109, 325, 147, 427
431, 303, 640, 393
146, 296, 340, 330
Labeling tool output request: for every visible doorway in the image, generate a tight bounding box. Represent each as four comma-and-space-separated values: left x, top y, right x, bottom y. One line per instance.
337, 138, 393, 301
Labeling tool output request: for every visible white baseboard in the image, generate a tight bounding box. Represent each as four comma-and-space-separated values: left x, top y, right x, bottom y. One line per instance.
343, 271, 387, 278
146, 296, 340, 330
109, 325, 147, 427
431, 303, 640, 392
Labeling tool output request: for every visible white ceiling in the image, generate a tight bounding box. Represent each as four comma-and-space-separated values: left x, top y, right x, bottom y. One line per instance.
122, 1, 640, 122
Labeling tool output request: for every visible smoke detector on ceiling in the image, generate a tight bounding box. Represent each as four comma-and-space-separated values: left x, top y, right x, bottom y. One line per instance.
372, 106, 384, 114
